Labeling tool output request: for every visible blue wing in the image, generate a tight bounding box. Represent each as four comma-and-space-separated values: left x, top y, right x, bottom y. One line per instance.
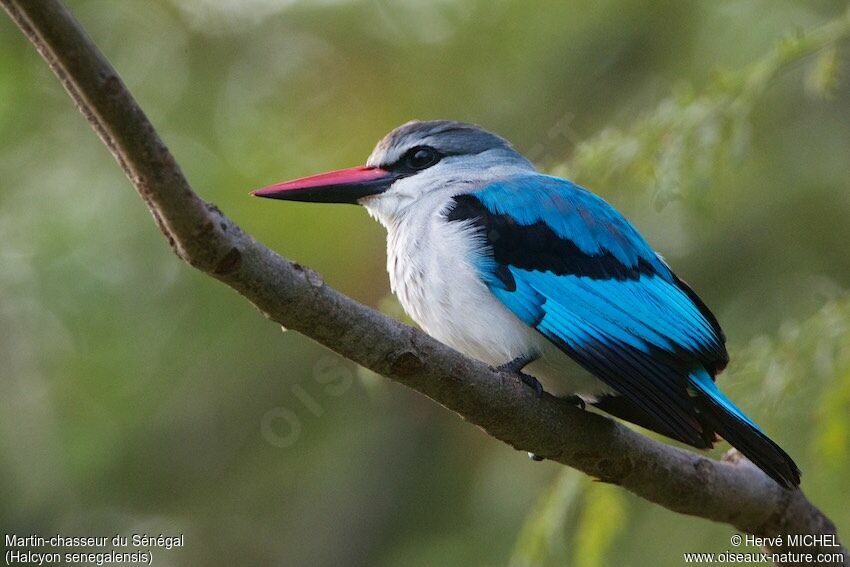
445, 175, 799, 487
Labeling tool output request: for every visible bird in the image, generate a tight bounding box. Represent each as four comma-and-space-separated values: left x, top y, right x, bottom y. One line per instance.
252, 120, 800, 488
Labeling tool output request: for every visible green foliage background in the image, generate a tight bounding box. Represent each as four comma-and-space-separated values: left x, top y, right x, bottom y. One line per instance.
1, 1, 849, 565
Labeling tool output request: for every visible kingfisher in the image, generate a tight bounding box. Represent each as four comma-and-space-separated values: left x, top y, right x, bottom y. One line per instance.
252, 120, 800, 488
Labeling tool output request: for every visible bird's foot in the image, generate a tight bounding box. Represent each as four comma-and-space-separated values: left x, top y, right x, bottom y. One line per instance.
518, 373, 544, 398
528, 452, 545, 462
495, 354, 536, 374
494, 355, 544, 398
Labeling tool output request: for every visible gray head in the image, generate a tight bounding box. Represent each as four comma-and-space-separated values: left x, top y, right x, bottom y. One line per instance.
252, 120, 533, 206
366, 120, 522, 169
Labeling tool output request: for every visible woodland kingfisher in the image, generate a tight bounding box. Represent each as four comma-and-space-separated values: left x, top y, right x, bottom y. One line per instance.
252, 120, 800, 489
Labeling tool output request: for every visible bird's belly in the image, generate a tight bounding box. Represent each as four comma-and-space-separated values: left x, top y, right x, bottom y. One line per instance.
391, 248, 609, 397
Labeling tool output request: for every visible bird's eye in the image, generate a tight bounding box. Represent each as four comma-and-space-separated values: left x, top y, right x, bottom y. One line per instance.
404, 146, 440, 170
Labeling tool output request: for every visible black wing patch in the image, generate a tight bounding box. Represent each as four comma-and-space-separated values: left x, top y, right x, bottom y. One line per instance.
445, 194, 659, 287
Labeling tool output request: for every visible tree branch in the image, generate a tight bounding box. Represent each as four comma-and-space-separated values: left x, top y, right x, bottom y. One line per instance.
2, 1, 845, 564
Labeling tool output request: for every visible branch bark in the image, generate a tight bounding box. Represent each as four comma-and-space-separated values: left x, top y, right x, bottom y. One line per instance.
2, 1, 846, 565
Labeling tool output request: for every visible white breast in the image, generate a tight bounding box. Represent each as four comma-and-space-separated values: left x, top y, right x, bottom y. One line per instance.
387, 207, 535, 364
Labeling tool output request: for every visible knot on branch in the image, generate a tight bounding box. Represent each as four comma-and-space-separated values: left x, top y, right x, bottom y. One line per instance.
100, 73, 121, 96
291, 262, 324, 288
693, 456, 716, 484
214, 247, 242, 275
386, 349, 425, 376
572, 450, 633, 484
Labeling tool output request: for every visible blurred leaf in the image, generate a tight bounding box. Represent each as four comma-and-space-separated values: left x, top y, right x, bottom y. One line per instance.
511, 472, 629, 567
806, 46, 841, 100
572, 483, 627, 567
509, 470, 583, 567
561, 10, 850, 209
815, 368, 850, 465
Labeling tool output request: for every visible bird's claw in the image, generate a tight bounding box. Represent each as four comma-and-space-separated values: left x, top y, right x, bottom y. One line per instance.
494, 355, 544, 398
563, 395, 586, 410
528, 452, 545, 462
495, 354, 536, 374
519, 372, 544, 398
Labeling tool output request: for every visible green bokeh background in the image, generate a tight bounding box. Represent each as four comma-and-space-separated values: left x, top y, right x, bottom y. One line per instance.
1, 1, 849, 565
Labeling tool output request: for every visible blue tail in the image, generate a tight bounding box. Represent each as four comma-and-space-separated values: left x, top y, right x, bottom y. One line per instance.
689, 368, 800, 488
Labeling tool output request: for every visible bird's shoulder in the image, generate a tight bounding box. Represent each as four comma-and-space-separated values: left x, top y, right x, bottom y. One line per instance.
443, 174, 671, 283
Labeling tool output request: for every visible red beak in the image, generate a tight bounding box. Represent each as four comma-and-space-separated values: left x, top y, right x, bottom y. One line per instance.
251, 165, 399, 204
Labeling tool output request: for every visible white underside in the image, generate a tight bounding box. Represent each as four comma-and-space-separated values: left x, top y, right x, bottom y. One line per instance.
362, 177, 613, 399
